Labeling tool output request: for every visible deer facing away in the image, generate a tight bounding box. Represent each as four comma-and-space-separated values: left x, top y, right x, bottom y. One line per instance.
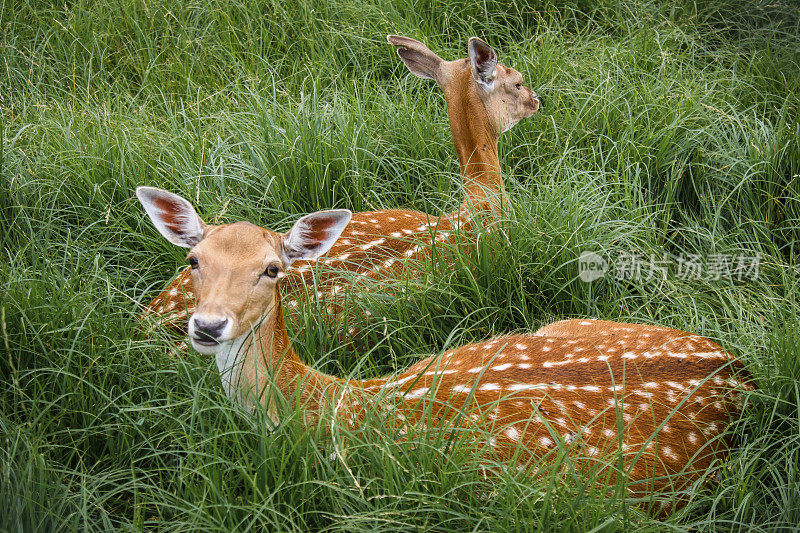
141, 35, 540, 341
137, 186, 752, 499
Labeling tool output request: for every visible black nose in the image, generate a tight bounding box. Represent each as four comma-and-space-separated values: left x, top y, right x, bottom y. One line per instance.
193, 317, 228, 339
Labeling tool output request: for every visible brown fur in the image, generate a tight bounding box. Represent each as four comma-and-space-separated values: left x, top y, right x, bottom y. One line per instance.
170, 216, 752, 502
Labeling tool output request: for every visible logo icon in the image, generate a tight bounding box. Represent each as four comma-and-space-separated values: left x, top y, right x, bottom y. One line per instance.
578, 251, 607, 283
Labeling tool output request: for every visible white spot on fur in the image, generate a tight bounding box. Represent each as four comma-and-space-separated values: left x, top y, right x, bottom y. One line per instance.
404, 246, 421, 257
424, 370, 456, 376
508, 383, 547, 392
382, 375, 416, 389
662, 446, 679, 461
361, 238, 386, 251
406, 387, 429, 399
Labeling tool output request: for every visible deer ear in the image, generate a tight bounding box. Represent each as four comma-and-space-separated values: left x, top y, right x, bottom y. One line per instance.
468, 37, 498, 91
136, 187, 205, 248
282, 209, 352, 265
388, 34, 444, 82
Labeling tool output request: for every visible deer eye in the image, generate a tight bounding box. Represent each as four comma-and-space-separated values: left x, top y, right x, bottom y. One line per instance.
188, 257, 199, 269
262, 265, 280, 279
515, 83, 522, 90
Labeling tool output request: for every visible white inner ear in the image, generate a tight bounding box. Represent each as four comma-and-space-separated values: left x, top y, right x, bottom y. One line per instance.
477, 77, 495, 92
471, 61, 496, 91
136, 187, 204, 248
282, 209, 352, 265
469, 39, 498, 92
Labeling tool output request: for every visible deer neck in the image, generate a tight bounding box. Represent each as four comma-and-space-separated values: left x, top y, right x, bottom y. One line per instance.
222, 285, 342, 419
444, 71, 503, 213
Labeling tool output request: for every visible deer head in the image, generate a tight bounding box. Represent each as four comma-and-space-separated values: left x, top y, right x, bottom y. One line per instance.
136, 187, 351, 357
388, 35, 540, 135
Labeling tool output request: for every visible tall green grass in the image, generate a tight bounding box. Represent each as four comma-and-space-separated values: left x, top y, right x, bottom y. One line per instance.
2, 0, 799, 530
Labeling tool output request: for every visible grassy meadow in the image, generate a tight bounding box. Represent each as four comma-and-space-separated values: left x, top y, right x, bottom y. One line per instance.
2, 0, 800, 530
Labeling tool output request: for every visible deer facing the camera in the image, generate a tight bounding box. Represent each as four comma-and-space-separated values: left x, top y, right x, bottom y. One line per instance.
137, 186, 751, 500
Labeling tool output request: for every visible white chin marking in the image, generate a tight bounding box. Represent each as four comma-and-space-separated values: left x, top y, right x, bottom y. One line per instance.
191, 339, 225, 356
502, 117, 521, 133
